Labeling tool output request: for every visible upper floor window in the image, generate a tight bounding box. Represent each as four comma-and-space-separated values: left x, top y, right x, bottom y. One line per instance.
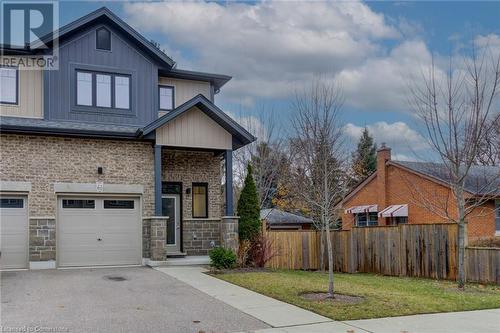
96, 74, 112, 107
115, 76, 130, 109
159, 85, 174, 110
76, 72, 92, 106
96, 27, 111, 51
0, 66, 18, 104
76, 70, 130, 110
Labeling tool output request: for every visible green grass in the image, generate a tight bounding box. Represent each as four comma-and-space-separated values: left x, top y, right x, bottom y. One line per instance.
215, 270, 500, 320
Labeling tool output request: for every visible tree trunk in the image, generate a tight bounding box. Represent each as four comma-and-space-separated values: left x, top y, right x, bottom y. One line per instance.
319, 226, 325, 271
455, 185, 467, 289
457, 220, 467, 289
325, 218, 335, 298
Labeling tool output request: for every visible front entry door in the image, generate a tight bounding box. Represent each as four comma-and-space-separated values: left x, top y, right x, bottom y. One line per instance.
162, 194, 181, 254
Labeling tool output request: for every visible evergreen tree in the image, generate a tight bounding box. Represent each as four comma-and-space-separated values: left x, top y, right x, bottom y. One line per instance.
237, 164, 261, 241
352, 128, 377, 182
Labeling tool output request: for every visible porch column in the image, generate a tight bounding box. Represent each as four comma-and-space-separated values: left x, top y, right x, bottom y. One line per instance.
225, 149, 233, 216
154, 144, 162, 216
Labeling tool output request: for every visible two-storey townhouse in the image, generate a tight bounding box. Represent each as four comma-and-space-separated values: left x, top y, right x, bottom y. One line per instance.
0, 7, 255, 270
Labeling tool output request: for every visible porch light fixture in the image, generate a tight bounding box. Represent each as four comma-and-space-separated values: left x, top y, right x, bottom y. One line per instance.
186, 188, 191, 195
97, 167, 103, 175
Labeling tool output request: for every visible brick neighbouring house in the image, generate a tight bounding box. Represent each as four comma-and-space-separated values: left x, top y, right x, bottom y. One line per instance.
0, 7, 255, 270
339, 144, 500, 240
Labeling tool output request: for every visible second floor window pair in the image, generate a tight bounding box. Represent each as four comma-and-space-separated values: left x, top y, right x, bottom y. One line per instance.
77, 71, 130, 109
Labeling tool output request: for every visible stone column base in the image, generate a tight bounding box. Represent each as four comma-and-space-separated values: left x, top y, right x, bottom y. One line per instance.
150, 216, 168, 261
220, 216, 239, 253
29, 217, 56, 262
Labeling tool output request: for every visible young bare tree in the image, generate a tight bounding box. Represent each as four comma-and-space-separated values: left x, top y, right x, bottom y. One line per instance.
290, 78, 347, 298
408, 47, 500, 288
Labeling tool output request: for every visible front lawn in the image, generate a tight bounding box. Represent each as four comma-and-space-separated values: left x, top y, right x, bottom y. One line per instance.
215, 270, 500, 321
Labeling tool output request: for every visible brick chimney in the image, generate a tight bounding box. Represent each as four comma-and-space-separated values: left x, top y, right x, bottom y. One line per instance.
377, 143, 391, 225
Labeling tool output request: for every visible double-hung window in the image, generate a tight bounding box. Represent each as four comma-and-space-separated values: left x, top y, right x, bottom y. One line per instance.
76, 70, 130, 110
96, 74, 112, 107
1, 66, 18, 104
114, 76, 130, 109
159, 85, 174, 111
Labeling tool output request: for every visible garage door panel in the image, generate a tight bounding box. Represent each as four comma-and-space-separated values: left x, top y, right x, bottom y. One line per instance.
0, 198, 28, 269
58, 249, 102, 267
58, 197, 140, 267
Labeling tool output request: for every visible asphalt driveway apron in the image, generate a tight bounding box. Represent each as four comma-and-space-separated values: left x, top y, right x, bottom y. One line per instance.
0, 267, 269, 333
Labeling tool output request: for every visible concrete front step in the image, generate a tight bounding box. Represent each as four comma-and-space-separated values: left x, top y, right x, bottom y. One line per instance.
164, 255, 210, 266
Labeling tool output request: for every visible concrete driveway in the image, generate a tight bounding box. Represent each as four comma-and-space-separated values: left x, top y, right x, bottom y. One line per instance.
0, 267, 269, 333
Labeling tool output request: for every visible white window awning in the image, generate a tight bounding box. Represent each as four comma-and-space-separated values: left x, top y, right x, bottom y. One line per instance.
345, 204, 378, 214
379, 204, 408, 217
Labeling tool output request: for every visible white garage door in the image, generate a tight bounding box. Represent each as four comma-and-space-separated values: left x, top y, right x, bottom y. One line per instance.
58, 197, 141, 267
0, 197, 28, 269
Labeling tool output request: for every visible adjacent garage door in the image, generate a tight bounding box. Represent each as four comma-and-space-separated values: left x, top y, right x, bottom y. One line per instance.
58, 197, 141, 267
0, 197, 28, 269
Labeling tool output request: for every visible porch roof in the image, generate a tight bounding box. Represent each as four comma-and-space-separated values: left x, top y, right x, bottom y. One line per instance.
140, 94, 256, 150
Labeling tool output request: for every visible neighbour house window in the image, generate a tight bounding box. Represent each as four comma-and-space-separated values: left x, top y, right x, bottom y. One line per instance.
76, 70, 131, 109
96, 27, 111, 51
0, 198, 23, 208
355, 212, 378, 227
192, 183, 208, 218
159, 85, 174, 110
62, 199, 95, 209
104, 200, 134, 209
0, 66, 18, 104
394, 216, 408, 225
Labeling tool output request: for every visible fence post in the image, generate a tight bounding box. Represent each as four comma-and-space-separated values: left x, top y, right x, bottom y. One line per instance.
348, 229, 355, 273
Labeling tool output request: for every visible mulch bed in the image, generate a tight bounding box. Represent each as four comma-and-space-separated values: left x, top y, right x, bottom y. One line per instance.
300, 292, 364, 304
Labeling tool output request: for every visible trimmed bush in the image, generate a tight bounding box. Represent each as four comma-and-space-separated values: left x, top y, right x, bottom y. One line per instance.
209, 247, 237, 270
237, 164, 261, 241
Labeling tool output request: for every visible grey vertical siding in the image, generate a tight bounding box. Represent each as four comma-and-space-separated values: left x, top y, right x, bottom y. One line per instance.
45, 24, 158, 126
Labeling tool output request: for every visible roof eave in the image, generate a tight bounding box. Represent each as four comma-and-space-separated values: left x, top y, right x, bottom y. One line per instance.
30, 7, 175, 68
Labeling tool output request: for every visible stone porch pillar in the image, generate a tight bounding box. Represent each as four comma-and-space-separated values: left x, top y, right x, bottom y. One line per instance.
224, 149, 234, 216
221, 216, 239, 253
150, 216, 168, 262
154, 145, 162, 216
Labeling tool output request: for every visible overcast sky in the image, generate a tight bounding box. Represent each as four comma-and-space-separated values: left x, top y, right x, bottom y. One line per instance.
61, 1, 500, 160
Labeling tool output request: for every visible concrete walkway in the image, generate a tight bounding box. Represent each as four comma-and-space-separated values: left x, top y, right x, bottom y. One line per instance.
155, 266, 357, 331
345, 308, 500, 333
156, 267, 500, 333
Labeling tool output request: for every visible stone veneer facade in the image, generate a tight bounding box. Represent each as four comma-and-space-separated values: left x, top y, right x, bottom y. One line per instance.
161, 149, 224, 255
0, 134, 234, 263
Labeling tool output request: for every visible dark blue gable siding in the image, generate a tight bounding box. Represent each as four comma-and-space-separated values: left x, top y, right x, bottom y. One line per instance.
45, 24, 158, 126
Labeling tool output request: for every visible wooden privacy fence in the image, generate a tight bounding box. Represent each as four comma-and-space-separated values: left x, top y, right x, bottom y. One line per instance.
265, 223, 499, 284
